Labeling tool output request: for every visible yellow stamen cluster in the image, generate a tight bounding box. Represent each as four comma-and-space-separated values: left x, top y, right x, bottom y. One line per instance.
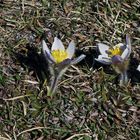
51, 50, 68, 63
108, 44, 122, 57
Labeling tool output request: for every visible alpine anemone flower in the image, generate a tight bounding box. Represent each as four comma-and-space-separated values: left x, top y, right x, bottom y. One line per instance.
42, 37, 86, 96
95, 35, 131, 86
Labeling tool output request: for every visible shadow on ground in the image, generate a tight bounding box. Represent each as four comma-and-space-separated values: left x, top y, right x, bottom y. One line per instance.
14, 44, 50, 85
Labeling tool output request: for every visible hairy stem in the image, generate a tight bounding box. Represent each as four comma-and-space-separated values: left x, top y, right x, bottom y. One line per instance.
120, 71, 128, 86
48, 75, 60, 97
47, 67, 68, 97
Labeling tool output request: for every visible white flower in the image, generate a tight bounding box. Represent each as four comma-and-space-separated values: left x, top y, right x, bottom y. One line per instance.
95, 35, 131, 65
95, 35, 131, 86
42, 37, 86, 96
42, 37, 85, 65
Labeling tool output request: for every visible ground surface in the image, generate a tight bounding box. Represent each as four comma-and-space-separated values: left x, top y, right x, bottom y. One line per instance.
0, 0, 140, 140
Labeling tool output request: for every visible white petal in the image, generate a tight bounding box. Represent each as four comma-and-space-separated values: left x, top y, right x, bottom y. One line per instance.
42, 40, 50, 54
71, 54, 86, 64
66, 40, 75, 59
98, 55, 111, 61
113, 43, 124, 49
126, 34, 131, 56
98, 43, 109, 56
120, 35, 131, 60
120, 44, 127, 51
121, 48, 130, 60
137, 65, 140, 72
51, 37, 65, 51
126, 35, 131, 47
42, 40, 55, 63
95, 55, 112, 65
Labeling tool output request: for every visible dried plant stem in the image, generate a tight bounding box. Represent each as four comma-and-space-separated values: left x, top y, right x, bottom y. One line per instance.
66, 133, 91, 140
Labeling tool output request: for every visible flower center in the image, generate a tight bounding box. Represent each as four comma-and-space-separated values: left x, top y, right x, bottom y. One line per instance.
107, 44, 123, 57
51, 50, 68, 63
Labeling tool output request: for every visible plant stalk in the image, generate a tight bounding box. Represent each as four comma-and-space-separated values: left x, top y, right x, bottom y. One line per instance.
47, 74, 60, 97
120, 71, 128, 86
